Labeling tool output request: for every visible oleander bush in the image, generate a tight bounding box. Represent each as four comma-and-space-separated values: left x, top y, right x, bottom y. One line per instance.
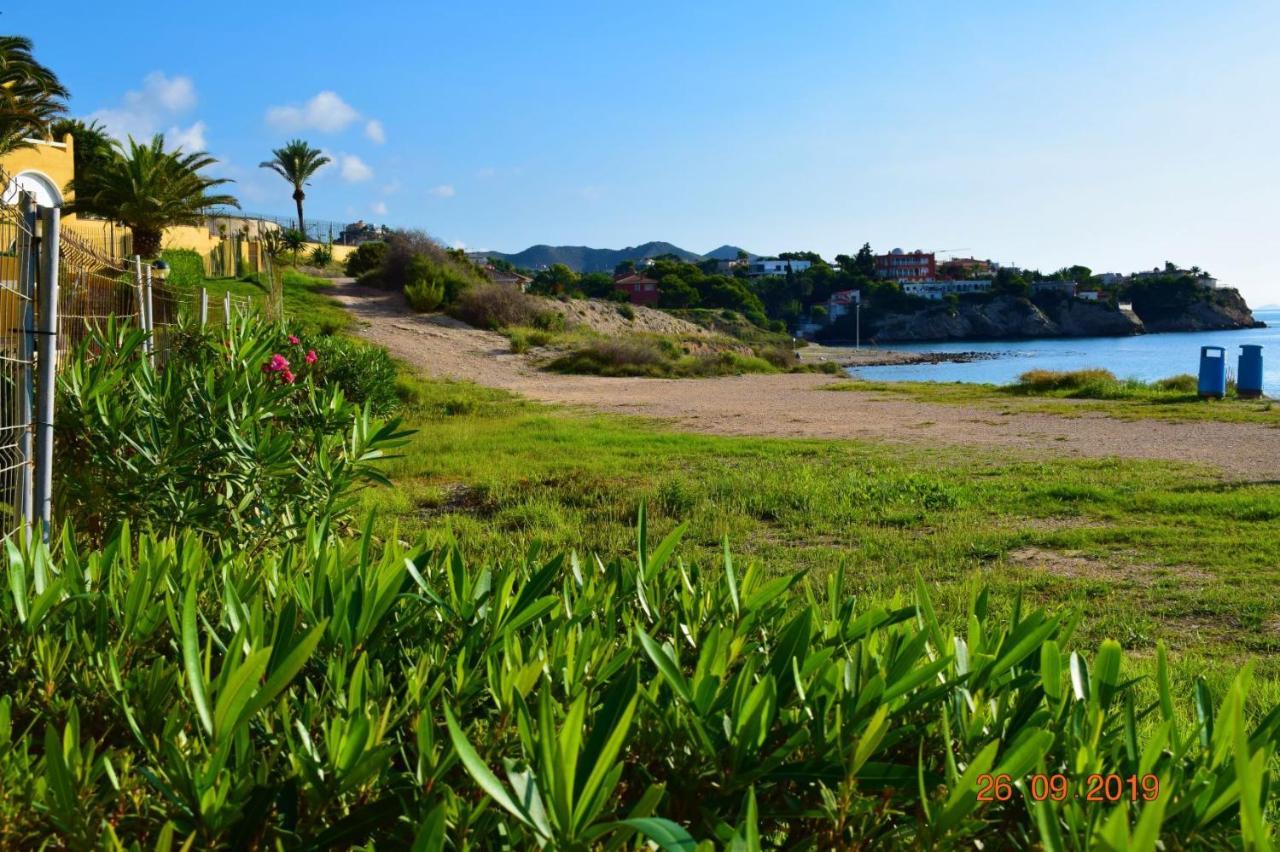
53, 315, 407, 547
304, 333, 400, 416
0, 509, 1276, 848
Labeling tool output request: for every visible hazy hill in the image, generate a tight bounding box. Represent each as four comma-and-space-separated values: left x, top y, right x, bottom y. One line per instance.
482, 241, 699, 273
703, 245, 753, 260
478, 241, 756, 272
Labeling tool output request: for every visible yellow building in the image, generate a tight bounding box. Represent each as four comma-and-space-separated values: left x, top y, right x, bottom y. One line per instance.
1, 134, 76, 218
0, 132, 355, 273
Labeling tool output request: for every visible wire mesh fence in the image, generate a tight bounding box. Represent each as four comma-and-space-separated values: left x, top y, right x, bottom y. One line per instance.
0, 183, 36, 538
0, 169, 268, 540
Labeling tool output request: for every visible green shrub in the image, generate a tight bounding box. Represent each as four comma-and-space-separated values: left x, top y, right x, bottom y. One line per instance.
344, 241, 387, 277
1007, 369, 1206, 401
404, 276, 445, 311
53, 315, 408, 546
1, 513, 1276, 847
308, 244, 333, 268
505, 325, 555, 353
617, 303, 636, 321
303, 333, 401, 416
547, 337, 671, 376
449, 283, 564, 331
159, 248, 205, 288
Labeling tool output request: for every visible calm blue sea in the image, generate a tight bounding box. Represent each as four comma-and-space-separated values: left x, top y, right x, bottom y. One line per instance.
851, 309, 1280, 396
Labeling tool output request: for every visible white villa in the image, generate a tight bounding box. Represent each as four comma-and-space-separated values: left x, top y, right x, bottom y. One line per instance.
902, 279, 993, 300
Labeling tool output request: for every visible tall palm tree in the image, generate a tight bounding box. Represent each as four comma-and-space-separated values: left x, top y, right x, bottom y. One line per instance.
69, 135, 239, 258
50, 118, 114, 188
259, 139, 330, 237
0, 36, 69, 155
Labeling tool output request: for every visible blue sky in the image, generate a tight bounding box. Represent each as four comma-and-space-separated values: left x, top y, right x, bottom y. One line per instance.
16, 0, 1280, 302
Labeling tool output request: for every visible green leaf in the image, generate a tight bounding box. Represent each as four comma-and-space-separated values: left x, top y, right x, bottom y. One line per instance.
181, 581, 214, 737
443, 704, 545, 837
637, 628, 693, 704
615, 818, 697, 850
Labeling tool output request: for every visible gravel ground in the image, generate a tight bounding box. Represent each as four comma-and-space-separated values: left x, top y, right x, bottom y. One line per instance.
330, 281, 1280, 481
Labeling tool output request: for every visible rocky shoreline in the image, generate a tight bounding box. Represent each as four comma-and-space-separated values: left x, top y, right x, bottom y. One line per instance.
797, 345, 998, 368
823, 290, 1261, 345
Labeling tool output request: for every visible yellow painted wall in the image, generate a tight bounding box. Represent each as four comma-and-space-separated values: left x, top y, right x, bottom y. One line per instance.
4, 131, 357, 270
0, 134, 77, 220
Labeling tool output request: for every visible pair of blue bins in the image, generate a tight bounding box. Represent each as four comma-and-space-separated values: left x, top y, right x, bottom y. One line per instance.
1198, 345, 1264, 398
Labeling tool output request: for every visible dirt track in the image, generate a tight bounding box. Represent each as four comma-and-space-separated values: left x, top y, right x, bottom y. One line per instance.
330, 282, 1280, 481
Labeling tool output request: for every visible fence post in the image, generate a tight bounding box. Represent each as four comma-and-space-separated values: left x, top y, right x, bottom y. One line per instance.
224, 291, 232, 325
33, 206, 59, 539
132, 254, 146, 330
199, 287, 209, 326
15, 195, 37, 527
144, 263, 155, 361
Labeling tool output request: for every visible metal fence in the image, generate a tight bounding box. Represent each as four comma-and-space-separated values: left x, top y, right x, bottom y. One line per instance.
0, 167, 260, 540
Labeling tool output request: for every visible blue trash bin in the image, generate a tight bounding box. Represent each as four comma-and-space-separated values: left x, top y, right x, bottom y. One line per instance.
1198, 346, 1227, 398
1238, 344, 1263, 398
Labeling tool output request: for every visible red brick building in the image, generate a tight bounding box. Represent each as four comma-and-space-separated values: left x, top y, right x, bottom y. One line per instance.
874, 248, 936, 281
613, 273, 660, 306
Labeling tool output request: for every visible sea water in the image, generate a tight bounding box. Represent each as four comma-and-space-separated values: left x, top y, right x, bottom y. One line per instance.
850, 309, 1280, 396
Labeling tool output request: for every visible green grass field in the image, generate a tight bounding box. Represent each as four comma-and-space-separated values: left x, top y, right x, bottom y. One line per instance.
279, 278, 1280, 706
825, 377, 1280, 425
365, 374, 1280, 699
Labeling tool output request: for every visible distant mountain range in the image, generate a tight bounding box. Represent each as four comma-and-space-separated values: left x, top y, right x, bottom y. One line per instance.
475, 241, 753, 273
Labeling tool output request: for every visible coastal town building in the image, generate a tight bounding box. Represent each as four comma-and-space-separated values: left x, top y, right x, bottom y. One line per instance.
748, 258, 811, 277
1077, 290, 1103, 301
902, 279, 992, 300
480, 264, 533, 291
937, 256, 996, 280
613, 273, 661, 306
875, 249, 936, 281
1031, 280, 1078, 297
1129, 267, 1220, 289
826, 288, 860, 320
339, 220, 391, 245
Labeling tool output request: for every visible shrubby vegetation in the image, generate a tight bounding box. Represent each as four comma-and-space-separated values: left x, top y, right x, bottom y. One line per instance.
448, 282, 565, 331
54, 315, 405, 546
1007, 369, 1210, 400
2, 504, 1276, 846
352, 230, 486, 312
159, 248, 206, 289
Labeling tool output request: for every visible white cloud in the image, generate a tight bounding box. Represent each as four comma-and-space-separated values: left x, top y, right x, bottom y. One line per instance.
371, 201, 388, 215
451, 240, 466, 250
90, 72, 201, 145
380, 179, 401, 195
364, 119, 385, 144
166, 121, 206, 152
429, 184, 455, 198
266, 91, 360, 133
340, 154, 373, 183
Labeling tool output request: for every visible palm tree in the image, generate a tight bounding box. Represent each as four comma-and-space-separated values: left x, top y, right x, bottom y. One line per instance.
259, 140, 330, 237
0, 36, 69, 155
50, 118, 114, 187
69, 135, 239, 258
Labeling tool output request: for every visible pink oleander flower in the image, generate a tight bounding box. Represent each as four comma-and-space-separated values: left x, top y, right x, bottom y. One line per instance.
305, 349, 317, 364
262, 353, 291, 374
282, 369, 296, 384
288, 335, 301, 345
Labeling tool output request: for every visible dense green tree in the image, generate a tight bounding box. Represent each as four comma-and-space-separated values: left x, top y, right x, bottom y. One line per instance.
530, 263, 578, 296
50, 118, 113, 193
260, 139, 331, 236
0, 36, 67, 156
69, 135, 238, 258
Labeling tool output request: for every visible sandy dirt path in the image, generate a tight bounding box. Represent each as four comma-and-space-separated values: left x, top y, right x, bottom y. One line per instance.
330, 281, 1280, 481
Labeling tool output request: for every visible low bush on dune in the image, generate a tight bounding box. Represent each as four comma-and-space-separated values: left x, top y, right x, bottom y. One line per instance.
547, 336, 842, 378
449, 282, 565, 331
2, 508, 1277, 847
